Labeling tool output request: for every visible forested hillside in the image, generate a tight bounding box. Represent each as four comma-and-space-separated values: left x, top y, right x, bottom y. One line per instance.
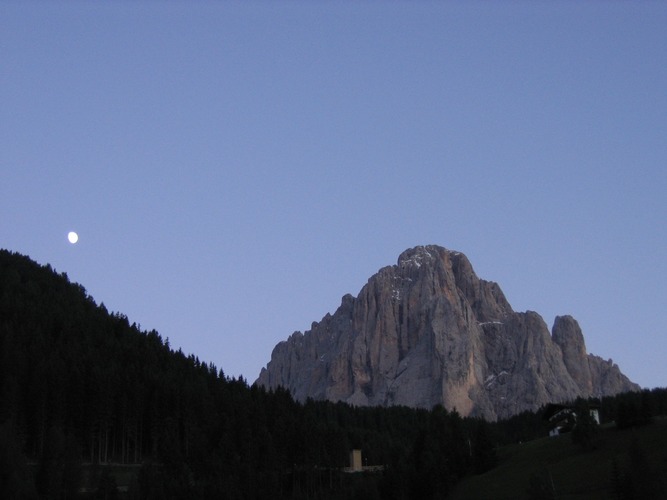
0, 250, 496, 499
1, 249, 665, 499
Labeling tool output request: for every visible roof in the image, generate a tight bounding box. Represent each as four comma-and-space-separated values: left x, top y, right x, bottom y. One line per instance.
542, 402, 600, 421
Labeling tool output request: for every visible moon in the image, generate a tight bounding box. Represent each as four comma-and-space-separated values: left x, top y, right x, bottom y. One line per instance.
68, 231, 79, 244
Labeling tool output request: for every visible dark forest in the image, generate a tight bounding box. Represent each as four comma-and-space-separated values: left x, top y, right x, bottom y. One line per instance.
1, 249, 665, 499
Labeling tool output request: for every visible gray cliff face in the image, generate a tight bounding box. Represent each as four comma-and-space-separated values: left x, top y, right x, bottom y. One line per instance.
552, 315, 593, 394
256, 245, 639, 420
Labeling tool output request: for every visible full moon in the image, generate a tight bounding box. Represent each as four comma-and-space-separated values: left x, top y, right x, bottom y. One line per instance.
68, 231, 79, 244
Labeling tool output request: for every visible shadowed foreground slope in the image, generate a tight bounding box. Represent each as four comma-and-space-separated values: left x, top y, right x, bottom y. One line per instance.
450, 417, 667, 500
0, 249, 498, 499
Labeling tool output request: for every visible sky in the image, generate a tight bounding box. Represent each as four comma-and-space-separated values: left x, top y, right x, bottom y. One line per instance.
2, 2, 665, 390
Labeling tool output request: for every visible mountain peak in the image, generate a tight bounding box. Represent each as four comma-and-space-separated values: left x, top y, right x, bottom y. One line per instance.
396, 244, 465, 269
397, 244, 439, 267
256, 245, 638, 419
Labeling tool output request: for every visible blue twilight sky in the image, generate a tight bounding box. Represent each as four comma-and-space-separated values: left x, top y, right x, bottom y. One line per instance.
1, 2, 665, 389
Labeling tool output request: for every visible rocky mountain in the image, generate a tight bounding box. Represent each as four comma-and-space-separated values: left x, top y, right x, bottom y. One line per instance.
256, 245, 639, 420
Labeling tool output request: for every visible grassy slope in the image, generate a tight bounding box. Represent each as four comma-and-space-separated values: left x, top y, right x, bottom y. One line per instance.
449, 417, 667, 499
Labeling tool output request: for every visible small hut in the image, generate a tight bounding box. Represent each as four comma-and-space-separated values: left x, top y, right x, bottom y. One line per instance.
543, 403, 600, 437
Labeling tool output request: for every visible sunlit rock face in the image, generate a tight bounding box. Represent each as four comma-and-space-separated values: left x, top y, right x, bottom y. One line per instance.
256, 245, 639, 420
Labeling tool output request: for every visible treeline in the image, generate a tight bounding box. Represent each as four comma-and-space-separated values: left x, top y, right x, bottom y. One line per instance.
491, 388, 667, 446
0, 250, 496, 499
1, 249, 665, 499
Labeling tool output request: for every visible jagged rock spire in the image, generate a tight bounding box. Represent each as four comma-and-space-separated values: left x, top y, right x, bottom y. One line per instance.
256, 245, 639, 419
